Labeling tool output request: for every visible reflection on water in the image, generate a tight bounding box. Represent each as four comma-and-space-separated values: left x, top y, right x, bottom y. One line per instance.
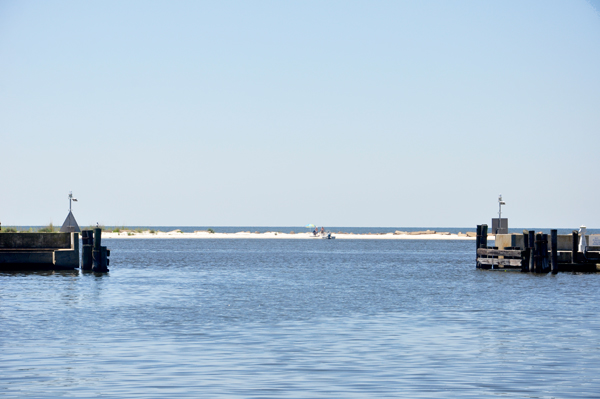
0, 269, 80, 277
1, 239, 599, 398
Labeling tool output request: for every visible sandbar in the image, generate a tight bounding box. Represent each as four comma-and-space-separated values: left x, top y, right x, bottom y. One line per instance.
102, 230, 486, 240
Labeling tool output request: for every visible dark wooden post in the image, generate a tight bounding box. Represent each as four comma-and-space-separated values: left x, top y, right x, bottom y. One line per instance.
521, 231, 529, 272
528, 231, 535, 272
534, 233, 541, 273
537, 232, 544, 272
100, 247, 109, 271
93, 228, 101, 250
520, 249, 528, 272
476, 225, 482, 268
551, 229, 558, 274
572, 230, 579, 264
92, 228, 109, 273
541, 234, 549, 273
531, 233, 536, 273
92, 228, 101, 271
528, 231, 535, 250
81, 230, 93, 271
481, 224, 488, 249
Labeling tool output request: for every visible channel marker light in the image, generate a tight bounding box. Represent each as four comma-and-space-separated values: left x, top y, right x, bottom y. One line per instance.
69, 191, 78, 212
498, 194, 506, 233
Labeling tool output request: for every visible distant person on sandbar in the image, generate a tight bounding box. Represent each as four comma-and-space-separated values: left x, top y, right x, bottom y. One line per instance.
313, 227, 318, 236
321, 226, 325, 235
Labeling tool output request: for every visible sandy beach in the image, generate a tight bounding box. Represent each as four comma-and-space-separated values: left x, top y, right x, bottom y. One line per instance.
102, 230, 485, 240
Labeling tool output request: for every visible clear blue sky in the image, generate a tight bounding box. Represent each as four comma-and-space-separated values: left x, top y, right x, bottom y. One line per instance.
1, 0, 599, 228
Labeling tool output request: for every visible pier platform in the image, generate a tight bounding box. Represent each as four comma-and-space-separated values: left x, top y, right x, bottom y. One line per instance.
476, 225, 600, 273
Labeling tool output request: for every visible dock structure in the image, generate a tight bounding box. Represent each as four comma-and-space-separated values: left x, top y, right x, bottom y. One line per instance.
476, 224, 600, 273
0, 232, 79, 271
0, 192, 110, 272
0, 230, 110, 272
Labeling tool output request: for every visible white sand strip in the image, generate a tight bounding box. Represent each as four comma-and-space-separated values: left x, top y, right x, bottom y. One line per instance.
101, 230, 489, 240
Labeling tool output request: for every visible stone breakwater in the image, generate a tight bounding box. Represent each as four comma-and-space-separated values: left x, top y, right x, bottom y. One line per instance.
102, 230, 482, 240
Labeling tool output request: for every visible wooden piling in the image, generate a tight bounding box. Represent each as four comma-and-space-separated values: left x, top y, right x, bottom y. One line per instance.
551, 230, 558, 274
92, 228, 109, 273
521, 231, 529, 272
100, 247, 109, 270
481, 224, 488, 249
81, 230, 93, 271
534, 233, 542, 273
528, 231, 535, 272
93, 228, 102, 250
541, 234, 549, 273
528, 231, 535, 250
476, 225, 482, 268
528, 230, 535, 272
572, 230, 579, 264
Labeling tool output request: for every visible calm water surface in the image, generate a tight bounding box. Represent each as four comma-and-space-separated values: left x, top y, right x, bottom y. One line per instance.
1, 239, 599, 398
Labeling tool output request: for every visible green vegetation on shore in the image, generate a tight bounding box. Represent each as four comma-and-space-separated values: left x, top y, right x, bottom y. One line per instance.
0, 225, 167, 234
0, 223, 56, 233
103, 226, 163, 235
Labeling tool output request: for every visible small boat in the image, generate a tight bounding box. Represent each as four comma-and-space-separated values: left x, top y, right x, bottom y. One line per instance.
321, 232, 336, 239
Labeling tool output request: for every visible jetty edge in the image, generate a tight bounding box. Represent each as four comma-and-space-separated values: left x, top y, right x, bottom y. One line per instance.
476, 224, 600, 273
0, 229, 110, 272
0, 232, 79, 271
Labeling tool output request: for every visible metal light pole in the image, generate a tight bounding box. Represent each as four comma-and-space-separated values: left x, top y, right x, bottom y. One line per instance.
498, 194, 506, 233
68, 191, 78, 230
69, 191, 78, 212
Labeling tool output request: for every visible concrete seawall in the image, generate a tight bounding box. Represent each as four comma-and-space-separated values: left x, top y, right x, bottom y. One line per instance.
0, 233, 79, 270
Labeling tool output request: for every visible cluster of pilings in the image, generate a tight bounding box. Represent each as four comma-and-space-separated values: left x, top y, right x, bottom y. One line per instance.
522, 230, 554, 273
476, 224, 600, 273
81, 228, 110, 273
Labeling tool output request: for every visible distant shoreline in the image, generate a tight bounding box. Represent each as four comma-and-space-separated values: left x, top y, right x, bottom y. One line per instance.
102, 230, 484, 240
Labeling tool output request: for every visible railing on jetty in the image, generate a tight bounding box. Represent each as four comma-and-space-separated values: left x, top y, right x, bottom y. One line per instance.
476, 224, 600, 273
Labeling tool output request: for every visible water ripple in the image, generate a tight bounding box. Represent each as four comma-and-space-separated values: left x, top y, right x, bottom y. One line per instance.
1, 239, 599, 397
